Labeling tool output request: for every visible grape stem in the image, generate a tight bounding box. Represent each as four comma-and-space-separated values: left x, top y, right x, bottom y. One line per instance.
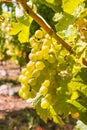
18, 0, 72, 53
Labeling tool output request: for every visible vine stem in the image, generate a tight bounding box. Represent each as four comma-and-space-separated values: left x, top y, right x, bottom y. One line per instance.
18, 0, 72, 53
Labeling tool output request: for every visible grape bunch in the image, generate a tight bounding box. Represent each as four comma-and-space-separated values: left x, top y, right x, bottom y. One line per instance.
19, 29, 69, 109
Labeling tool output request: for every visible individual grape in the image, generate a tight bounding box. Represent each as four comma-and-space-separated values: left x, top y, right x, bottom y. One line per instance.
42, 80, 50, 87
47, 54, 56, 63
21, 68, 27, 75
31, 48, 37, 53
29, 53, 37, 61
35, 29, 44, 39
44, 93, 56, 105
19, 75, 28, 84
29, 37, 35, 45
28, 78, 37, 86
57, 55, 64, 64
49, 47, 56, 54
31, 43, 39, 50
19, 75, 24, 82
24, 71, 32, 79
43, 38, 51, 47
32, 69, 40, 78
44, 93, 51, 102
21, 84, 30, 91
19, 89, 23, 98
19, 87, 30, 100
53, 42, 61, 50
22, 91, 30, 100
35, 61, 45, 70
36, 51, 43, 60
39, 86, 48, 96
45, 34, 51, 40
42, 45, 50, 54
43, 53, 49, 60
41, 98, 49, 109
26, 61, 35, 71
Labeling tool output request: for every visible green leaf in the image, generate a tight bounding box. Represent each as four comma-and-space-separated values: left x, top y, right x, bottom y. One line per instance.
67, 100, 87, 112
46, 0, 54, 3
18, 25, 29, 43
9, 22, 22, 35
33, 94, 63, 124
35, 99, 51, 122
74, 67, 87, 84
38, 0, 62, 12
9, 22, 29, 43
49, 106, 64, 124
62, 0, 85, 14
55, 12, 75, 31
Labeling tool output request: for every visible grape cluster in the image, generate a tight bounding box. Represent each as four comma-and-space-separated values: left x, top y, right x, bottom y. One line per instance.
19, 29, 68, 109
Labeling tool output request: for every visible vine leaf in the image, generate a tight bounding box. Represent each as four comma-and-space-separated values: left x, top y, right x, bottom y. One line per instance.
9, 22, 29, 43
33, 95, 64, 124
62, 0, 85, 14
55, 12, 75, 31
67, 100, 87, 113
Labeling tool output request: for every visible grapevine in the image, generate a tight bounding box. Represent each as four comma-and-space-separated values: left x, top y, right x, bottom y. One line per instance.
0, 0, 87, 126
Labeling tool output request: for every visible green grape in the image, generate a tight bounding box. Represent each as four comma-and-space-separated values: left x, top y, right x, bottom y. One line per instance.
42, 45, 50, 54
43, 53, 49, 60
45, 34, 51, 40
44, 93, 51, 102
31, 48, 37, 53
53, 42, 61, 50
35, 61, 45, 70
19, 75, 24, 82
29, 53, 37, 61
49, 47, 56, 54
21, 84, 30, 91
39, 86, 48, 96
32, 69, 40, 78
35, 29, 44, 39
41, 98, 49, 109
28, 78, 37, 86
43, 38, 51, 47
36, 51, 43, 60
19, 75, 28, 84
24, 71, 32, 79
21, 68, 27, 75
29, 37, 35, 45
57, 55, 64, 64
19, 89, 23, 98
44, 93, 57, 105
47, 54, 56, 63
26, 61, 35, 71
19, 88, 30, 100
31, 43, 39, 50
22, 91, 30, 100
42, 80, 50, 87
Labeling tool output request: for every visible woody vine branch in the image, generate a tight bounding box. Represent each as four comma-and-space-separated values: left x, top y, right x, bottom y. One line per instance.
18, 0, 72, 53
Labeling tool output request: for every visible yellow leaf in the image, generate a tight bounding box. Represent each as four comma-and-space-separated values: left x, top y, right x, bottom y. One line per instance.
62, 0, 85, 14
